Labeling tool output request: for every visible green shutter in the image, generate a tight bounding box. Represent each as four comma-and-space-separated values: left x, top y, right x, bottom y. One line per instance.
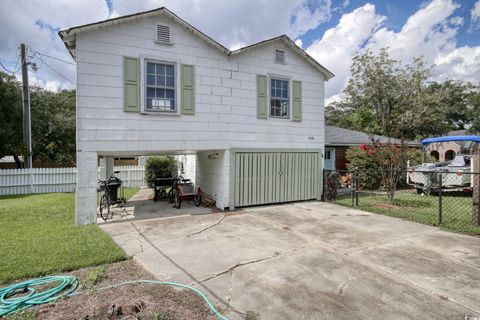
292, 80, 302, 121
123, 57, 139, 112
181, 64, 195, 115
257, 75, 268, 119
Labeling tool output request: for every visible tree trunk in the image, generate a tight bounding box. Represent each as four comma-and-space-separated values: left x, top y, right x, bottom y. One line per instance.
13, 155, 23, 169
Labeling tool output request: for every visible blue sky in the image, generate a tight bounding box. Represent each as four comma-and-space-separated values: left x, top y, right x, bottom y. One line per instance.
0, 0, 479, 101
299, 0, 479, 48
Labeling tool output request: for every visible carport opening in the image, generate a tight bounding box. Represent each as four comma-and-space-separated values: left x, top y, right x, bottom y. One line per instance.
95, 151, 224, 223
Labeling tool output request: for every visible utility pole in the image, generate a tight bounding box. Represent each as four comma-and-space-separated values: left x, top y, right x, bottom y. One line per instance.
20, 43, 32, 168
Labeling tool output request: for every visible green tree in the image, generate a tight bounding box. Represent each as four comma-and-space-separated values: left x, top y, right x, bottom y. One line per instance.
0, 71, 24, 168
30, 87, 76, 165
325, 49, 473, 141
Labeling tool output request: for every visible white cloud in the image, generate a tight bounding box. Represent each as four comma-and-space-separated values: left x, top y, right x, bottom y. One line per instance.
294, 38, 303, 48
111, 0, 332, 49
1, 0, 478, 99
433, 46, 480, 82
306, 3, 386, 99
0, 0, 107, 90
306, 0, 480, 102
470, 0, 480, 30
0, 0, 332, 89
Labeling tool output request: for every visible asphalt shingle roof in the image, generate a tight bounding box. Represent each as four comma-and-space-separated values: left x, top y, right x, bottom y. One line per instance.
325, 126, 420, 146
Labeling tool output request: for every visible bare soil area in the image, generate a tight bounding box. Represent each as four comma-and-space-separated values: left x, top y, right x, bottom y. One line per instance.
27, 260, 218, 320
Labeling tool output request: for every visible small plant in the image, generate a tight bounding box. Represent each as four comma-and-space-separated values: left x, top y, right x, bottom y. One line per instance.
145, 156, 178, 187
149, 309, 175, 320
245, 310, 261, 320
5, 310, 37, 320
81, 266, 106, 289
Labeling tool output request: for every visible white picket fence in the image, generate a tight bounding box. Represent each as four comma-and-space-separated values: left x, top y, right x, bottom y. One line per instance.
0, 166, 146, 196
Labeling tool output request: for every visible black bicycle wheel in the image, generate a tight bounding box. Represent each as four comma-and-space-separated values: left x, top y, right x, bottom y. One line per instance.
99, 194, 110, 221
168, 189, 174, 203
174, 192, 181, 209
194, 194, 202, 207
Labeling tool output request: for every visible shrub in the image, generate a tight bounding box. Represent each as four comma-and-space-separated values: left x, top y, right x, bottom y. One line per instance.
346, 143, 420, 202
145, 156, 178, 187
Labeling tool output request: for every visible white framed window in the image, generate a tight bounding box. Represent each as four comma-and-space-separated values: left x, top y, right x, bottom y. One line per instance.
325, 150, 331, 160
145, 61, 176, 112
270, 77, 289, 118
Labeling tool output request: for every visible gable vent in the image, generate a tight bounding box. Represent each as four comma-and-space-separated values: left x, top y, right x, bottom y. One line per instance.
275, 49, 285, 64
155, 24, 172, 44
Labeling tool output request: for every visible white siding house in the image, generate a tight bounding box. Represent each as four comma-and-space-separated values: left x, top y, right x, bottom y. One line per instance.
59, 7, 334, 224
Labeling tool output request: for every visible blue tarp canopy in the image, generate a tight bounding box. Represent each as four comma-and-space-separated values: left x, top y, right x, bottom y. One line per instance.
421, 135, 480, 145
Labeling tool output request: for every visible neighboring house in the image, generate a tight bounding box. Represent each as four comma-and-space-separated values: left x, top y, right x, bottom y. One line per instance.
59, 7, 334, 224
425, 130, 473, 162
324, 126, 420, 170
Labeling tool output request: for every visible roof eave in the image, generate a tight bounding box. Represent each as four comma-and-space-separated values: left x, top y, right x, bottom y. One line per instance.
231, 35, 334, 80
58, 7, 230, 61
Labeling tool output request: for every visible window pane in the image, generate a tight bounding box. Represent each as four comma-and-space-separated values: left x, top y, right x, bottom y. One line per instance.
276, 88, 282, 97
146, 87, 155, 98
166, 89, 174, 99
281, 100, 289, 116
145, 62, 176, 112
147, 75, 155, 86
157, 64, 165, 75
156, 88, 165, 98
147, 63, 155, 74
156, 75, 165, 86
146, 98, 153, 109
166, 65, 174, 76
282, 88, 288, 98
166, 76, 174, 87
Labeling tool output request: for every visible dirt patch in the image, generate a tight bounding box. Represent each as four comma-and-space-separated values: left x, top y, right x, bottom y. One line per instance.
29, 260, 218, 320
373, 203, 418, 212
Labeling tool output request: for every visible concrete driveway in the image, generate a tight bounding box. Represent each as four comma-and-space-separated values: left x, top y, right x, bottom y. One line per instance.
100, 201, 480, 320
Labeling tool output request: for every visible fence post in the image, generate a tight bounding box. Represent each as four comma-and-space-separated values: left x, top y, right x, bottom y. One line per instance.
438, 171, 443, 225
355, 167, 359, 207
29, 167, 34, 194
472, 152, 480, 226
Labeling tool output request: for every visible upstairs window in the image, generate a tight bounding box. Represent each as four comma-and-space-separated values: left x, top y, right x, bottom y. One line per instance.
270, 78, 289, 118
146, 61, 176, 112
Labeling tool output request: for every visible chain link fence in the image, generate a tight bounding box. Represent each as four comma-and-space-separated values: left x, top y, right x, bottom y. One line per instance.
323, 168, 480, 235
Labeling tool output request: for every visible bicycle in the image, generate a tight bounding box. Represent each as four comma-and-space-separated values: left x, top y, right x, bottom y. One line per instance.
168, 175, 187, 203
97, 171, 125, 221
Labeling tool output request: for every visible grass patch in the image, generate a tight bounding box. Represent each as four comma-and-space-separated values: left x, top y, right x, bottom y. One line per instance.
335, 190, 480, 235
0, 188, 139, 284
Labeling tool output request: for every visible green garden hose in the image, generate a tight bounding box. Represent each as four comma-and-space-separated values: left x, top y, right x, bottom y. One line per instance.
0, 276, 229, 320
0, 276, 78, 317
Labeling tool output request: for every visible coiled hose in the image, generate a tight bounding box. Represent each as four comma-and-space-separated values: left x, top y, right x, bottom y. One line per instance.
0, 276, 229, 320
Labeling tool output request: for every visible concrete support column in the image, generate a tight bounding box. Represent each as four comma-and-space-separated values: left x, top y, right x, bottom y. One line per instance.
76, 151, 98, 225
105, 156, 114, 180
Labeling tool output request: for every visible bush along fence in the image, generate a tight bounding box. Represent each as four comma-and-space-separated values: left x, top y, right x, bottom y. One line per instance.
323, 168, 480, 235
0, 166, 146, 196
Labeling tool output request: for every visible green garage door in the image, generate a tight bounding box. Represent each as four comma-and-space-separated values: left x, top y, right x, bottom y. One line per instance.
232, 151, 321, 207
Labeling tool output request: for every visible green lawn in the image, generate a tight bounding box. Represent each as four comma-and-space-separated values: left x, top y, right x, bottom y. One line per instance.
0, 188, 139, 284
335, 191, 480, 235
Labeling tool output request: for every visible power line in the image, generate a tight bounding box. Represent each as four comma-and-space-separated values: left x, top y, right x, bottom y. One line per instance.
34, 51, 76, 66
0, 60, 21, 74
36, 55, 76, 85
